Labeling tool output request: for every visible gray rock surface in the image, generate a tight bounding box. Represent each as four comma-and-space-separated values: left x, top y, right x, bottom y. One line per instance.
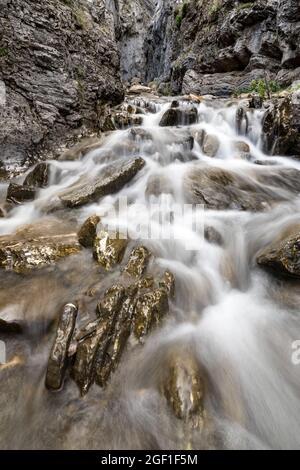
0, 0, 124, 174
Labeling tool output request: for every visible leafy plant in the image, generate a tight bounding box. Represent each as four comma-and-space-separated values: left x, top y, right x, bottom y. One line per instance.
0, 47, 8, 58
237, 2, 254, 10
234, 79, 282, 99
175, 1, 189, 28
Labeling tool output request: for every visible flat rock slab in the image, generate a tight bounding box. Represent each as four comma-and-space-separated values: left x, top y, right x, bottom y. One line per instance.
0, 219, 81, 272
59, 157, 145, 208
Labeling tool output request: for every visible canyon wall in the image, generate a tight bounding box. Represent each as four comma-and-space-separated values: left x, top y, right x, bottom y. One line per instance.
0, 0, 124, 174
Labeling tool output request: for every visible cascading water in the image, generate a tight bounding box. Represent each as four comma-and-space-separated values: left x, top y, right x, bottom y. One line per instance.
0, 94, 300, 450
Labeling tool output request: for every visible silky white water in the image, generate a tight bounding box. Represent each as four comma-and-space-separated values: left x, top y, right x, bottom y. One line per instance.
0, 95, 300, 449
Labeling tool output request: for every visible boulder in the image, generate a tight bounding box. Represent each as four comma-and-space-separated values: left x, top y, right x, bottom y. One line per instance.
262, 92, 300, 155
202, 134, 220, 157
163, 348, 206, 429
6, 183, 36, 204
159, 107, 198, 127
59, 157, 145, 208
204, 226, 224, 246
257, 228, 300, 278
45, 303, 78, 391
0, 220, 81, 272
23, 163, 50, 188
234, 141, 250, 154
184, 164, 277, 211
78, 215, 100, 248
93, 231, 128, 270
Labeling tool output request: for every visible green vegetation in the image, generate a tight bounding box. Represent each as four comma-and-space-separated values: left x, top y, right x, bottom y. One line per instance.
0, 47, 8, 58
175, 1, 189, 28
209, 0, 222, 18
234, 79, 282, 99
236, 2, 254, 10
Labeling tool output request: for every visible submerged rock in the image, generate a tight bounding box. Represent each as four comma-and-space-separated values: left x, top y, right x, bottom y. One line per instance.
123, 246, 151, 278
0, 221, 81, 272
93, 231, 128, 270
45, 303, 78, 391
59, 157, 145, 208
202, 134, 220, 157
6, 183, 36, 204
78, 215, 100, 248
184, 164, 278, 211
204, 226, 224, 246
163, 348, 206, 429
257, 228, 300, 278
23, 163, 50, 188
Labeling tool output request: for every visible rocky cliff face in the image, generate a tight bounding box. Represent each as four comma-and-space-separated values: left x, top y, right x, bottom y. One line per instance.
146, 0, 300, 95
118, 0, 155, 82
0, 0, 124, 176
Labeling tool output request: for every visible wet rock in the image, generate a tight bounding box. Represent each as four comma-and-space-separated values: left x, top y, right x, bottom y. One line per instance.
249, 95, 263, 109
236, 107, 249, 135
23, 163, 50, 188
184, 164, 276, 211
123, 246, 151, 278
45, 303, 78, 391
58, 138, 104, 162
130, 127, 153, 142
128, 85, 153, 95
97, 284, 126, 318
0, 205, 7, 218
0, 319, 22, 334
0, 220, 81, 272
59, 157, 145, 208
262, 92, 300, 155
78, 215, 100, 248
133, 288, 169, 342
204, 226, 224, 246
95, 285, 138, 386
6, 183, 36, 205
145, 174, 174, 198
107, 111, 143, 130
159, 107, 198, 127
257, 229, 300, 279
163, 348, 205, 429
159, 270, 175, 298
202, 134, 220, 158
93, 231, 128, 270
234, 141, 250, 154
72, 317, 112, 396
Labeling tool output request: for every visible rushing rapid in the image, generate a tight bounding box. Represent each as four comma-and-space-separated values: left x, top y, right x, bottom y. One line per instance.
0, 95, 300, 450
